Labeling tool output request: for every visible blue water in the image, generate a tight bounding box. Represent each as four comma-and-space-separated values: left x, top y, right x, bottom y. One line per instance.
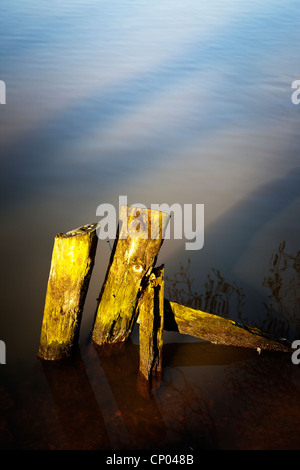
0, 0, 299, 450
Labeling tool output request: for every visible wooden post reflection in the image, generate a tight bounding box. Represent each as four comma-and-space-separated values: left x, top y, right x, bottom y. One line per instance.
95, 340, 167, 448
40, 349, 109, 450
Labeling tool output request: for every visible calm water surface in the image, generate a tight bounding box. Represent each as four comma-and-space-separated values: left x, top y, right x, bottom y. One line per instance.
0, 0, 299, 450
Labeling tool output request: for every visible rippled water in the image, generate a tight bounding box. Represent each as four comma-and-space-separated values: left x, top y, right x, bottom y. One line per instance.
0, 0, 299, 450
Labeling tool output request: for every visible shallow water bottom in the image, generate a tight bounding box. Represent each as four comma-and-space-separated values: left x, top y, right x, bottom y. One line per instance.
1, 330, 300, 451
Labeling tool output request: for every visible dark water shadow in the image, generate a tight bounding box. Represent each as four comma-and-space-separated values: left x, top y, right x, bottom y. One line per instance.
93, 339, 167, 450
221, 350, 300, 449
40, 348, 110, 450
162, 340, 255, 368
262, 240, 300, 338
164, 266, 245, 320
200, 167, 300, 272
164, 168, 300, 335
165, 235, 300, 341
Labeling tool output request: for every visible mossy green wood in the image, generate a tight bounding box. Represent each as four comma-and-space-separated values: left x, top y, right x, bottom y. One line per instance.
92, 206, 169, 346
138, 265, 164, 386
38, 224, 98, 360
166, 301, 292, 352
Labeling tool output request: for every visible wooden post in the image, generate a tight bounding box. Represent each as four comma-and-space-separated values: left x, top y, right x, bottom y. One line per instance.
138, 265, 164, 392
164, 300, 292, 352
92, 206, 169, 347
38, 223, 98, 360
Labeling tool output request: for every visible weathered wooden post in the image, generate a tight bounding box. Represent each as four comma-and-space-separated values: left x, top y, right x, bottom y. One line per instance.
38, 223, 98, 360
138, 265, 165, 393
164, 300, 292, 352
92, 205, 169, 346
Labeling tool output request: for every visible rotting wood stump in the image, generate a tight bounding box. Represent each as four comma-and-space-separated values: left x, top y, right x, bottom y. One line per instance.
38, 223, 98, 360
164, 300, 292, 352
92, 205, 169, 347
138, 265, 165, 393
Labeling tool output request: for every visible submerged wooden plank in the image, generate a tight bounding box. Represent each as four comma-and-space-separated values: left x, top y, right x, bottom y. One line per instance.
38, 224, 98, 360
165, 300, 292, 352
92, 206, 169, 346
138, 265, 164, 391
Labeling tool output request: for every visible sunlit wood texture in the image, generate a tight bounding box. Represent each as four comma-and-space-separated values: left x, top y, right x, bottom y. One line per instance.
165, 301, 292, 352
92, 206, 169, 346
38, 224, 98, 360
138, 265, 164, 390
